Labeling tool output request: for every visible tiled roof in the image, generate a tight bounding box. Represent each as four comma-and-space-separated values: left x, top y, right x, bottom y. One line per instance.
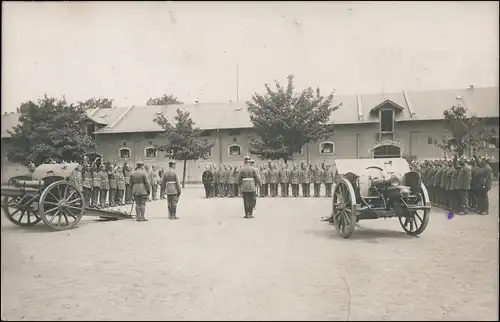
1, 112, 19, 138
2, 87, 498, 137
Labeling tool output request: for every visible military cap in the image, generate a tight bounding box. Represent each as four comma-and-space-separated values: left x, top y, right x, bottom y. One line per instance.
169, 161, 176, 165
244, 156, 250, 161
249, 159, 255, 164
136, 160, 144, 167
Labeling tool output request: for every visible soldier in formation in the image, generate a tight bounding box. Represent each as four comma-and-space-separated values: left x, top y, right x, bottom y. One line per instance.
161, 161, 182, 219
202, 165, 214, 198
238, 156, 261, 219
420, 155, 493, 215
130, 160, 151, 222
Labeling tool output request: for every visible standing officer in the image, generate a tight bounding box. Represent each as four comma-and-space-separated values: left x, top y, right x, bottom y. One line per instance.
290, 164, 300, 197
162, 161, 182, 219
233, 165, 241, 197
323, 163, 335, 197
268, 163, 279, 197
130, 161, 151, 222
279, 163, 288, 197
202, 165, 214, 198
217, 164, 226, 197
312, 164, 322, 197
108, 164, 117, 207
260, 164, 269, 197
99, 164, 109, 208
150, 165, 159, 200
238, 156, 261, 219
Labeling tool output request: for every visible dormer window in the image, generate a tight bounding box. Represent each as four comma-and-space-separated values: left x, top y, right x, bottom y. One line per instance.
380, 109, 394, 133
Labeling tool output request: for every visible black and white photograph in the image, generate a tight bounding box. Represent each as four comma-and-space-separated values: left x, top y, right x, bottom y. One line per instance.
1, 1, 498, 320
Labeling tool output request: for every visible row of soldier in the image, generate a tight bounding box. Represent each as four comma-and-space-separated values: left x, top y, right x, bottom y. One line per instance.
65, 158, 180, 208
413, 155, 493, 215
202, 162, 336, 198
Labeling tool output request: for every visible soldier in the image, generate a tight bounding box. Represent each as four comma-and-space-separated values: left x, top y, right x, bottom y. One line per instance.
323, 163, 335, 197
123, 163, 133, 204
433, 161, 444, 206
290, 164, 300, 197
279, 163, 288, 197
300, 163, 311, 197
468, 158, 479, 211
162, 161, 182, 219
115, 165, 126, 206
238, 156, 261, 219
150, 165, 159, 200
424, 161, 436, 204
455, 157, 472, 215
217, 164, 226, 197
210, 165, 217, 197
213, 164, 220, 197
130, 160, 151, 222
268, 163, 279, 197
233, 165, 240, 197
70, 164, 83, 194
202, 165, 213, 198
475, 157, 493, 215
226, 164, 235, 197
312, 164, 322, 197
91, 160, 101, 208
159, 166, 166, 199
443, 160, 453, 210
99, 164, 109, 208
82, 163, 93, 207
108, 164, 117, 207
144, 165, 151, 201
260, 164, 269, 197
254, 162, 260, 196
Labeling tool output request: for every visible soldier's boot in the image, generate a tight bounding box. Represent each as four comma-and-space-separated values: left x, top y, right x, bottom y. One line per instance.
173, 207, 179, 219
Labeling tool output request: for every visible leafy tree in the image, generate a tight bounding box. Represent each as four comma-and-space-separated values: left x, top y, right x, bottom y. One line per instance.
429, 105, 497, 157
78, 97, 114, 110
154, 108, 213, 187
6, 95, 95, 166
147, 94, 183, 106
246, 74, 341, 161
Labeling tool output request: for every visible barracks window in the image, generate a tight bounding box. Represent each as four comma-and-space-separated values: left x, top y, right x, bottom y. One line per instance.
145, 147, 157, 159
119, 148, 131, 159
228, 144, 241, 157
380, 109, 394, 132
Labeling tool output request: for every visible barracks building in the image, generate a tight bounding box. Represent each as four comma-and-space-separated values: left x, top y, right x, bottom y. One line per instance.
1, 86, 499, 183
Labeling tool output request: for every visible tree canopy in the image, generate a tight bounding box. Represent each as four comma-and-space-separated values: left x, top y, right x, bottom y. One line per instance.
154, 108, 213, 186
77, 97, 114, 110
429, 104, 497, 157
6, 95, 95, 166
147, 94, 183, 106
246, 74, 341, 161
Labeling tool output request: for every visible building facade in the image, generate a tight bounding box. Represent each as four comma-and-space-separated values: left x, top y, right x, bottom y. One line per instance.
2, 86, 499, 183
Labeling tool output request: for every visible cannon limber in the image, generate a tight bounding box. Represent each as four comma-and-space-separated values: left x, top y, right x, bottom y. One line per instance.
331, 158, 431, 238
1, 163, 132, 231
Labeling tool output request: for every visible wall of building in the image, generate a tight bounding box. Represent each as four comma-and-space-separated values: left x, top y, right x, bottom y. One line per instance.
93, 118, 498, 183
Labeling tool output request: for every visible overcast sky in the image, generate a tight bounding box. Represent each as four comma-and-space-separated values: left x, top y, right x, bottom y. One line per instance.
2, 1, 498, 111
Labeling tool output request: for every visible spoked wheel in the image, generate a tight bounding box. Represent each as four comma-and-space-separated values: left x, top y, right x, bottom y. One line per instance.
39, 181, 85, 231
398, 183, 430, 236
332, 178, 357, 238
2, 195, 42, 226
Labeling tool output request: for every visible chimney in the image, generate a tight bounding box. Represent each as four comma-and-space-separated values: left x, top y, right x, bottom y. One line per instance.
468, 85, 474, 90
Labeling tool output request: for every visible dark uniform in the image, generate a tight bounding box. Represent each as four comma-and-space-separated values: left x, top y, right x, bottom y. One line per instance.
217, 166, 226, 197
455, 160, 472, 215
233, 166, 240, 197
202, 166, 214, 198
238, 161, 261, 218
130, 162, 151, 221
433, 164, 443, 206
290, 166, 300, 197
474, 161, 493, 214
162, 163, 182, 219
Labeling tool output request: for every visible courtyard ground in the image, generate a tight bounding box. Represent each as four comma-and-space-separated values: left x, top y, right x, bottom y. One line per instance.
1, 185, 498, 321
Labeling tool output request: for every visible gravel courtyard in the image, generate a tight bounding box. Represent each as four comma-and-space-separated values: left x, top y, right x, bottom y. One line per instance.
1, 185, 498, 321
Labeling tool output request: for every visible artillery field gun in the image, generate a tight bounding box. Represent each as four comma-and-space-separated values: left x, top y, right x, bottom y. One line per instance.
331, 158, 431, 238
1, 163, 132, 231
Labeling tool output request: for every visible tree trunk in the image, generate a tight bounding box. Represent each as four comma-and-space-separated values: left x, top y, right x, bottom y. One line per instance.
182, 159, 187, 188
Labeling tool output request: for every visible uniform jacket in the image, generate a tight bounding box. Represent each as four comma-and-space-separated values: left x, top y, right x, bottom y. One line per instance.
311, 168, 322, 184
109, 171, 117, 190
218, 169, 226, 183
227, 168, 235, 184
92, 170, 101, 189
82, 169, 92, 189
323, 168, 334, 184
268, 168, 279, 184
99, 170, 110, 190
439, 167, 448, 189
213, 170, 219, 183
300, 168, 311, 184
290, 169, 300, 184
158, 169, 165, 186
116, 170, 126, 190
433, 167, 443, 187
450, 168, 458, 190
124, 168, 131, 185
233, 168, 240, 183
130, 169, 151, 196
444, 167, 453, 190
278, 168, 288, 183
238, 165, 261, 192
425, 167, 436, 186
162, 168, 181, 195
149, 170, 160, 185
260, 169, 268, 184
202, 170, 214, 183
455, 165, 471, 190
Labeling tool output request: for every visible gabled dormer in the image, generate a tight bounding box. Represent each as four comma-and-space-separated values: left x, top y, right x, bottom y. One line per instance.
369, 100, 405, 141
